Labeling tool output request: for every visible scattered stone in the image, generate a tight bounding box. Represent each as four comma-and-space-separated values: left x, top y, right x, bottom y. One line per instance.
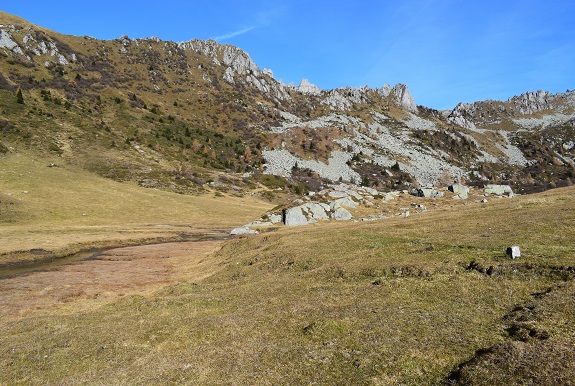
230, 226, 259, 235
506, 246, 521, 259
244, 221, 273, 227
382, 192, 397, 202
481, 198, 488, 203
268, 213, 282, 224
412, 203, 427, 211
361, 187, 379, 196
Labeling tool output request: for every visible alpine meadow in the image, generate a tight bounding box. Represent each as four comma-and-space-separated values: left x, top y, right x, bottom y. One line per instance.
1, 10, 575, 385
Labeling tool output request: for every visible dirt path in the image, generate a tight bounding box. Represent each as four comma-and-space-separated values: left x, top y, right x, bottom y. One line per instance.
0, 240, 226, 319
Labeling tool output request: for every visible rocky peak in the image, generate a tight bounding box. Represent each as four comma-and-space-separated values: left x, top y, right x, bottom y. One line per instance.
180, 38, 261, 78
447, 102, 479, 131
179, 38, 291, 102
295, 78, 322, 95
391, 83, 417, 112
447, 89, 575, 132
508, 90, 555, 115
320, 86, 371, 110
376, 84, 392, 97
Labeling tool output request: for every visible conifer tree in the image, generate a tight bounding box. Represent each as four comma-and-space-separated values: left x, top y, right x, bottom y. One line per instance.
15, 87, 24, 104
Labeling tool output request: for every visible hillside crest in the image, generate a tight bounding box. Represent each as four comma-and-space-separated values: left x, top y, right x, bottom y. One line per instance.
1, 11, 574, 197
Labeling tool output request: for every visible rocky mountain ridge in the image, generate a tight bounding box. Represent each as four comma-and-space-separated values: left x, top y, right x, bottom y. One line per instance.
1, 11, 574, 199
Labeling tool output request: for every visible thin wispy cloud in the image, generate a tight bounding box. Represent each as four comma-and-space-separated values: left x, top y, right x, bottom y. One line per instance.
213, 26, 257, 42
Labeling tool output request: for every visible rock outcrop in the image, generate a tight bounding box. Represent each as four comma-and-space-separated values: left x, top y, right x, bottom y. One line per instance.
509, 90, 555, 115
391, 83, 418, 113
179, 39, 291, 101
295, 78, 322, 95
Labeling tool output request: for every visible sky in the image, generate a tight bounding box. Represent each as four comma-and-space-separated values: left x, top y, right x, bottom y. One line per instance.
2, 0, 574, 110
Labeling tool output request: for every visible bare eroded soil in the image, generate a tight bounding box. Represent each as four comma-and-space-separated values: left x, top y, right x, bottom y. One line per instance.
0, 240, 226, 319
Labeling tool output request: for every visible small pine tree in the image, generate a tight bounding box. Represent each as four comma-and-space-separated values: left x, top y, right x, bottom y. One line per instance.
15, 87, 24, 104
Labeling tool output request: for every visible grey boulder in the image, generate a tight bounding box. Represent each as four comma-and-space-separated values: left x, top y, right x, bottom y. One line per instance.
283, 206, 309, 226
449, 183, 470, 199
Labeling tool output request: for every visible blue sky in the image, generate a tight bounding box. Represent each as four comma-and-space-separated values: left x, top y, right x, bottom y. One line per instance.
2, 1, 574, 110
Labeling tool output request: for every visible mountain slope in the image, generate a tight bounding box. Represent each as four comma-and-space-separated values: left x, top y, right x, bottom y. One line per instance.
1, 11, 574, 197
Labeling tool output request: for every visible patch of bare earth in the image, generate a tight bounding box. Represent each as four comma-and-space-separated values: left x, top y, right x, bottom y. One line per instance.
0, 240, 225, 319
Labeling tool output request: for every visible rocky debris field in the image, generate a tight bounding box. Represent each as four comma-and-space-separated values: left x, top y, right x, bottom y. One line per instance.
231, 183, 516, 234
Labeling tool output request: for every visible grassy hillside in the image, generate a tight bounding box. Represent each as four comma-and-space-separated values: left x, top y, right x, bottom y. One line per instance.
1, 186, 574, 384
0, 152, 273, 259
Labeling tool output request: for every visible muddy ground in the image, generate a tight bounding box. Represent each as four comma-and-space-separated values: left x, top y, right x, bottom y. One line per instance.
0, 240, 226, 319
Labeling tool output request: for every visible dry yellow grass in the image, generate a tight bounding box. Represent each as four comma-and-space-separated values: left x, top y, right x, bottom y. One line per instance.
1, 185, 574, 384
0, 152, 273, 260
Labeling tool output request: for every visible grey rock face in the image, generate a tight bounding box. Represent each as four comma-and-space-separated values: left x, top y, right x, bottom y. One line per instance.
0, 29, 19, 51
179, 38, 290, 101
447, 103, 479, 131
283, 206, 309, 226
391, 83, 418, 113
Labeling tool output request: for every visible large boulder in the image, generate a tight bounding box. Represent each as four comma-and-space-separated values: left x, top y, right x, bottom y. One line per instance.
415, 188, 444, 198
302, 202, 330, 220
484, 184, 513, 196
268, 213, 283, 224
331, 206, 352, 221
283, 206, 309, 226
449, 183, 470, 199
332, 196, 358, 208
